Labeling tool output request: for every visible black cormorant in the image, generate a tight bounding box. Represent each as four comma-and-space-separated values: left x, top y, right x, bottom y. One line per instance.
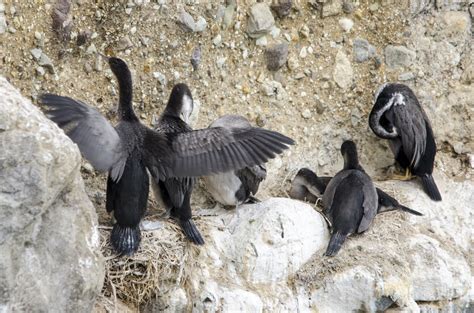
322, 140, 378, 256
369, 83, 442, 201
40, 57, 294, 255
290, 168, 422, 216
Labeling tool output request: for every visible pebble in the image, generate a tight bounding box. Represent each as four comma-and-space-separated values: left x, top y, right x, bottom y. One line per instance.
35, 66, 46, 76
385, 45, 416, 68
117, 36, 133, 51
222, 3, 235, 29
194, 16, 207, 32
153, 71, 167, 86
216, 57, 227, 69
0, 14, 6, 34
76, 30, 92, 46
321, 1, 343, 17
30, 48, 43, 61
299, 25, 310, 38
339, 18, 353, 32
342, 1, 356, 13
369, 3, 379, 12
301, 109, 311, 119
84, 62, 93, 73
398, 72, 415, 81
94, 57, 103, 72
191, 45, 201, 71
256, 36, 268, 46
271, 0, 292, 18
86, 43, 97, 54
247, 3, 275, 38
287, 56, 299, 71
333, 50, 353, 90
38, 53, 55, 74
353, 38, 376, 62
265, 42, 289, 71
468, 154, 474, 169
213, 34, 222, 46
178, 9, 195, 32
299, 47, 308, 58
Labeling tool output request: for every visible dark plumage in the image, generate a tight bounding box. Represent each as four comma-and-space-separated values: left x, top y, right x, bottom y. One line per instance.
322, 141, 378, 257
203, 115, 268, 206
289, 168, 422, 216
369, 83, 441, 201
151, 83, 202, 244
40, 57, 294, 255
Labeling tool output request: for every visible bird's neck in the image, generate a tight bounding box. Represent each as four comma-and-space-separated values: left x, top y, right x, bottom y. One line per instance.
117, 70, 137, 121
344, 154, 361, 170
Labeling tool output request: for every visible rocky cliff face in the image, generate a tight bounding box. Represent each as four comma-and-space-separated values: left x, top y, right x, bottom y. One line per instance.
0, 0, 472, 312
0, 77, 104, 312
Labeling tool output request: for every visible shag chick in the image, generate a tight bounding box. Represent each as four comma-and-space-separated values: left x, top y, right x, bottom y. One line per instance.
322, 140, 378, 257
203, 115, 268, 206
290, 168, 422, 216
40, 57, 294, 255
369, 83, 441, 201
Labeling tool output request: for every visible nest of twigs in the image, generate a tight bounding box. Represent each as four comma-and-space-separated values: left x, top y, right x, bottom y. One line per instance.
98, 217, 201, 307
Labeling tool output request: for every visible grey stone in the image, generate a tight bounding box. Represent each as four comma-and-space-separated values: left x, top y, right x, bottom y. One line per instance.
153, 71, 167, 86
38, 52, 55, 74
353, 38, 376, 62
0, 13, 6, 34
190, 45, 201, 71
321, 0, 343, 17
178, 9, 195, 32
271, 0, 292, 18
0, 76, 104, 312
265, 42, 289, 71
247, 3, 275, 38
398, 72, 415, 81
116, 36, 133, 51
384, 45, 416, 68
194, 16, 207, 32
52, 0, 73, 42
30, 48, 43, 61
333, 50, 353, 89
222, 3, 236, 29
342, 0, 356, 13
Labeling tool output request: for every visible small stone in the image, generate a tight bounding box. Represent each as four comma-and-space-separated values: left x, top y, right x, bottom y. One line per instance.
216, 57, 227, 69
353, 38, 376, 62
35, 66, 46, 76
299, 47, 308, 58
130, 26, 137, 34
265, 42, 289, 71
468, 154, 474, 169
94, 57, 103, 72
398, 72, 415, 81
342, 1, 356, 13
299, 25, 310, 38
333, 50, 353, 90
83, 62, 93, 73
194, 16, 207, 32
261, 80, 288, 100
178, 9, 195, 32
85, 43, 97, 54
255, 36, 268, 46
140, 36, 150, 46
385, 45, 416, 68
301, 109, 311, 119
338, 18, 353, 32
82, 162, 94, 173
271, 0, 292, 18
247, 3, 275, 38
322, 1, 343, 17
191, 45, 201, 71
38, 53, 55, 74
369, 3, 379, 11
76, 30, 92, 46
269, 26, 281, 39
212, 34, 222, 46
30, 48, 43, 61
222, 3, 235, 29
153, 71, 167, 86
116, 36, 133, 51
287, 56, 299, 71
0, 14, 6, 34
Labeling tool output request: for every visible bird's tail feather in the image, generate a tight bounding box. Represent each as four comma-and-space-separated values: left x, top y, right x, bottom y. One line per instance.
324, 231, 346, 257
420, 174, 442, 201
179, 219, 205, 245
398, 204, 423, 216
110, 224, 141, 256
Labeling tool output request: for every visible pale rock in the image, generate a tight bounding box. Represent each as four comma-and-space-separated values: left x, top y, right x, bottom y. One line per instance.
385, 45, 416, 68
338, 17, 353, 32
398, 72, 415, 81
212, 34, 222, 46
0, 76, 104, 312
178, 9, 195, 32
353, 38, 376, 62
265, 42, 289, 71
247, 3, 275, 38
321, 0, 343, 17
194, 16, 207, 32
261, 80, 289, 101
0, 14, 6, 34
440, 11, 471, 44
333, 50, 353, 89
228, 198, 329, 283
255, 35, 268, 46
153, 71, 167, 86
409, 234, 471, 301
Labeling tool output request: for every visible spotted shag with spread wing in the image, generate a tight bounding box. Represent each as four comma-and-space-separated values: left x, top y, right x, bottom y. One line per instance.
39, 57, 294, 255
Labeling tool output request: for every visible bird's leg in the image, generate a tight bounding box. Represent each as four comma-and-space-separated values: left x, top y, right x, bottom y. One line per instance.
390, 168, 414, 181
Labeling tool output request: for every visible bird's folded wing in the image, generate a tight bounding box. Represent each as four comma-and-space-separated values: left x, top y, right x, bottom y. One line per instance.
357, 174, 378, 233
39, 94, 126, 181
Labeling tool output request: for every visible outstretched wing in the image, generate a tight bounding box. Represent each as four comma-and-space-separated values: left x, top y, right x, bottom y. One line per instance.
143, 126, 294, 179
235, 164, 267, 195
39, 94, 126, 181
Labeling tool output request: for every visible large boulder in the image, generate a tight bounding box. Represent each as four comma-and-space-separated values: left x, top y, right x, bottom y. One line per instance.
0, 76, 104, 312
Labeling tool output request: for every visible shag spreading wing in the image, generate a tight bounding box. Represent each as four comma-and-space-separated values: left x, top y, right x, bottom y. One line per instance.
161, 126, 294, 177
39, 94, 126, 181
236, 164, 267, 195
